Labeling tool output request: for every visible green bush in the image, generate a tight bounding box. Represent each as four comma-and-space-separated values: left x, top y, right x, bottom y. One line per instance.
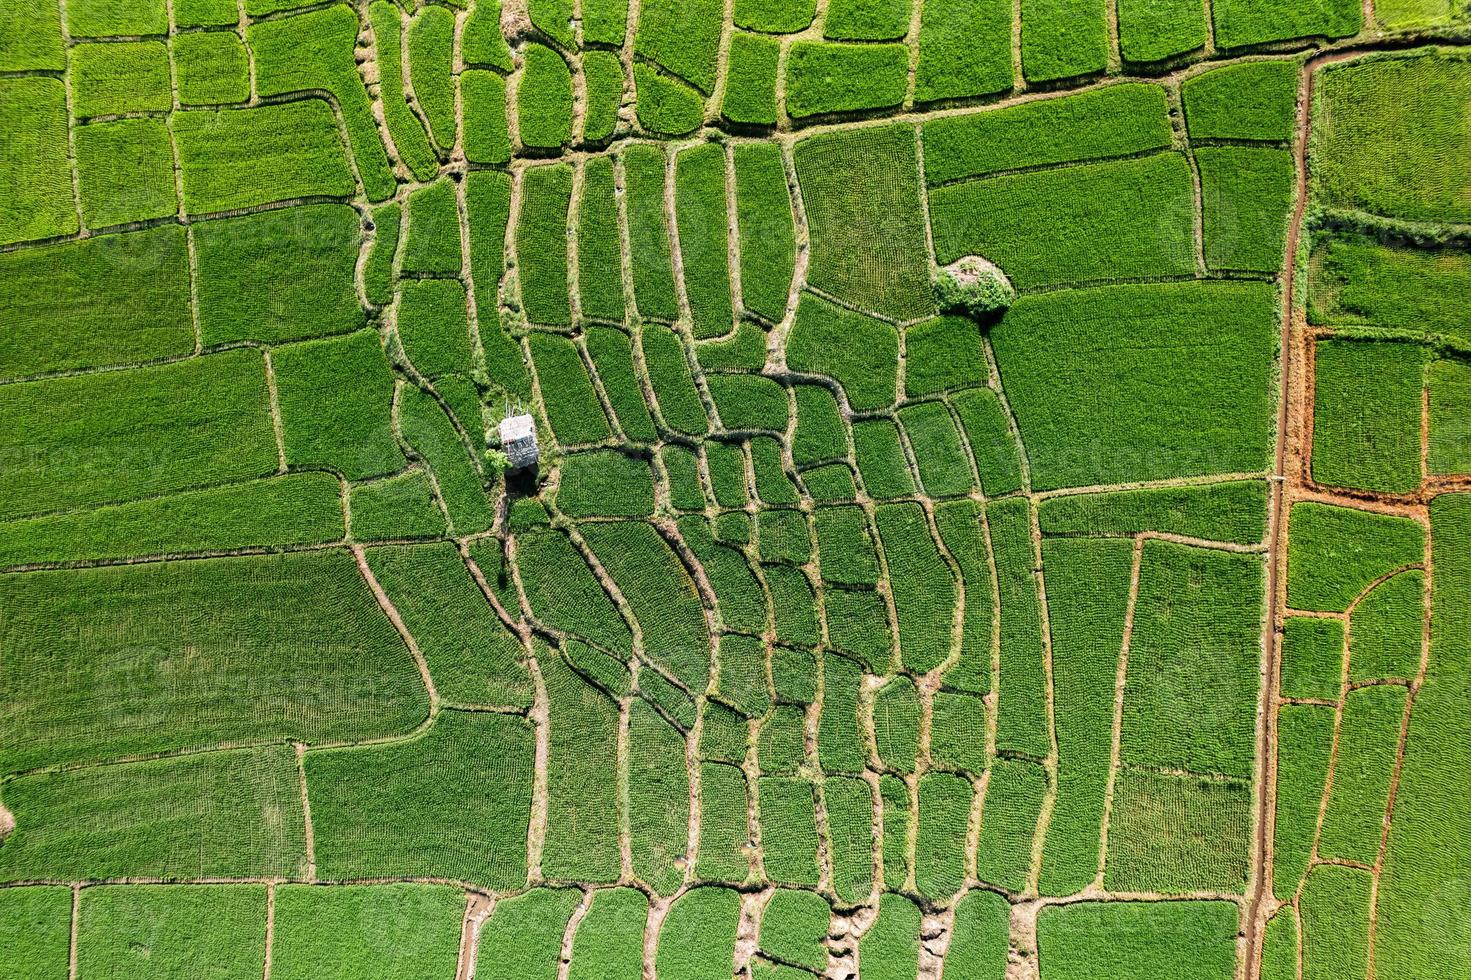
530, 0, 575, 45
818, 653, 866, 773
758, 702, 807, 770
791, 383, 848, 464
661, 443, 706, 509
274, 329, 403, 479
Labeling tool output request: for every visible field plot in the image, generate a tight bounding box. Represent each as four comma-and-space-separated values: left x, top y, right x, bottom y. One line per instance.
3, 4, 1471, 979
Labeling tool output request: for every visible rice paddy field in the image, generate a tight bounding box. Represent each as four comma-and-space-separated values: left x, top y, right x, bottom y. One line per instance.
1, 1, 1469, 977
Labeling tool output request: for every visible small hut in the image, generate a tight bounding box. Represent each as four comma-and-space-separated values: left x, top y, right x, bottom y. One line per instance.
498, 414, 540, 470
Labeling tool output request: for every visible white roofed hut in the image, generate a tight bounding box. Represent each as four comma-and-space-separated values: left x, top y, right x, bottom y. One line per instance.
499, 414, 540, 470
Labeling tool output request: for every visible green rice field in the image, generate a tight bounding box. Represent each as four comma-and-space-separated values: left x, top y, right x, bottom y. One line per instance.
1, 1, 1469, 976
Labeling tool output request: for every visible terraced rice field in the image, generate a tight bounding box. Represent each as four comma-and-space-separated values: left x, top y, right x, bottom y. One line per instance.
1, 1, 1469, 977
